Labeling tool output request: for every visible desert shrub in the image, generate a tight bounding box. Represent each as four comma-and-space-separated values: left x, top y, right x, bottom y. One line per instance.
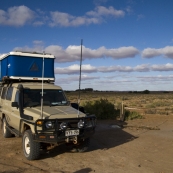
145, 109, 157, 114
142, 90, 150, 94
125, 111, 143, 120
122, 97, 129, 100
157, 110, 169, 115
82, 98, 119, 119
145, 104, 156, 108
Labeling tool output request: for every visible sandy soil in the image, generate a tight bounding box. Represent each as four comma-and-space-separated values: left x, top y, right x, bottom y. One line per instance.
0, 114, 173, 173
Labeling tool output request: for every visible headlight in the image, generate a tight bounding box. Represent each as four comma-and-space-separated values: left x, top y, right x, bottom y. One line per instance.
78, 120, 84, 128
60, 122, 67, 130
45, 121, 53, 129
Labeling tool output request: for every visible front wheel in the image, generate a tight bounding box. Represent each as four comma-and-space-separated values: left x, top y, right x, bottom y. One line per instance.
2, 118, 13, 138
22, 130, 40, 160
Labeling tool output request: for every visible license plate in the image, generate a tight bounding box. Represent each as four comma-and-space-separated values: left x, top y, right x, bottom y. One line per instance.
65, 130, 79, 136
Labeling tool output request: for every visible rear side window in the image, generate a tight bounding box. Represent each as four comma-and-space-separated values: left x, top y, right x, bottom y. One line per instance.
1, 87, 7, 99
15, 90, 19, 104
6, 87, 13, 101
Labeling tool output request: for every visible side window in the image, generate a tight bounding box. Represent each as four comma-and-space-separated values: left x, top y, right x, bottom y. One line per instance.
6, 87, 13, 101
1, 87, 7, 99
15, 90, 19, 104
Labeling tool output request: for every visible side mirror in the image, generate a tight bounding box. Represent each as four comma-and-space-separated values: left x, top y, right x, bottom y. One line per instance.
11, 102, 19, 108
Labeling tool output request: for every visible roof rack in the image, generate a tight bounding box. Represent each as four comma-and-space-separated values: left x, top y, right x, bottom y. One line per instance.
14, 50, 52, 55
1, 76, 54, 85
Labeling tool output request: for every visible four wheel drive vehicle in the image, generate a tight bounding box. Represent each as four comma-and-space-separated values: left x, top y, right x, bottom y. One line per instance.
0, 82, 96, 160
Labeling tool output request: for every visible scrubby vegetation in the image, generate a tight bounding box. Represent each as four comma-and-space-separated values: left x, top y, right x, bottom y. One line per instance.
65, 91, 173, 119
82, 98, 119, 120
125, 111, 143, 120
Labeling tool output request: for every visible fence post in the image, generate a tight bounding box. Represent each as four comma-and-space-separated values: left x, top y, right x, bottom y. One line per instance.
120, 101, 125, 121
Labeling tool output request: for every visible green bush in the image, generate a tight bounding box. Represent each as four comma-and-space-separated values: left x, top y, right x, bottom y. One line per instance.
142, 90, 150, 94
125, 111, 143, 120
82, 98, 119, 119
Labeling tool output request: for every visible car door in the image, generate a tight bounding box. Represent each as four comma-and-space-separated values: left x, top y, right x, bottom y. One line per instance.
3, 87, 14, 127
10, 88, 21, 130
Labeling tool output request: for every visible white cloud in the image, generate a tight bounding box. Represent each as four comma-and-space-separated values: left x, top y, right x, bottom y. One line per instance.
49, 11, 100, 27
14, 44, 173, 64
44, 45, 139, 62
0, 6, 35, 26
98, 65, 133, 72
0, 5, 125, 27
105, 46, 139, 58
49, 6, 125, 27
151, 63, 173, 71
86, 6, 125, 18
45, 45, 76, 62
54, 64, 97, 74
142, 46, 173, 58
52, 45, 137, 62
133, 64, 150, 72
54, 63, 173, 75
137, 75, 173, 82
162, 46, 173, 58
55, 75, 100, 85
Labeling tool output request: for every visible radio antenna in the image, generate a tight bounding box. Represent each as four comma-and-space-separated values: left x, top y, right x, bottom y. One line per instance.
40, 51, 45, 119
78, 39, 83, 117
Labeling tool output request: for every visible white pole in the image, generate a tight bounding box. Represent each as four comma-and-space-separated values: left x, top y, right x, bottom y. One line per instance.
40, 51, 45, 119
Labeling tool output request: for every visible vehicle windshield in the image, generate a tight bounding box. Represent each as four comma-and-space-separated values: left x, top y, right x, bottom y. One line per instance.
23, 89, 68, 107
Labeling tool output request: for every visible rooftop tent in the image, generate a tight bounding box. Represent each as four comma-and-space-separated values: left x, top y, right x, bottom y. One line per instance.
0, 51, 55, 82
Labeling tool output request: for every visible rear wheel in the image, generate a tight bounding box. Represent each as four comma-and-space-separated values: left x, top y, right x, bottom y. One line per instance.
22, 130, 40, 160
2, 118, 13, 138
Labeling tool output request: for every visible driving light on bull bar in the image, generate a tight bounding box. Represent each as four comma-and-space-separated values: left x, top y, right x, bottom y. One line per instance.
45, 121, 53, 129
60, 122, 67, 130
86, 120, 93, 128
78, 120, 84, 128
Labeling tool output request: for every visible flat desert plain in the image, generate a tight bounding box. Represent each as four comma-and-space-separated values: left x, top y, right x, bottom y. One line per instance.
0, 114, 173, 173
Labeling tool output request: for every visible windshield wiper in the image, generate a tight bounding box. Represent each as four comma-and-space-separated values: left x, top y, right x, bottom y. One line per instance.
51, 102, 61, 106
25, 102, 40, 107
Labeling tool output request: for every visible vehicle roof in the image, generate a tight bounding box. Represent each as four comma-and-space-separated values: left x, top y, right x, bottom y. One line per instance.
5, 82, 62, 90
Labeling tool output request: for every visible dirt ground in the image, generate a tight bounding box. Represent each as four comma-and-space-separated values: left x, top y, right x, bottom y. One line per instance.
0, 114, 173, 173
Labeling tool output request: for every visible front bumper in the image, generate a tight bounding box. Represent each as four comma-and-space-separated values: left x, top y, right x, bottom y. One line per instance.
33, 116, 96, 144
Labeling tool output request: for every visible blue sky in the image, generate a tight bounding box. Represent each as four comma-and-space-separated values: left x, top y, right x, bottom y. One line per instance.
0, 0, 173, 91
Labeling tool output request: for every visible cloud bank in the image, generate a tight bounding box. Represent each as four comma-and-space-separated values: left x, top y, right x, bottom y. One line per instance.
14, 44, 139, 62
54, 63, 173, 74
0, 5, 125, 27
142, 46, 173, 59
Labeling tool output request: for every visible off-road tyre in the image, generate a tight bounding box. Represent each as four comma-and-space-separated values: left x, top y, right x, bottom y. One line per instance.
22, 130, 40, 160
2, 118, 13, 138
76, 138, 90, 153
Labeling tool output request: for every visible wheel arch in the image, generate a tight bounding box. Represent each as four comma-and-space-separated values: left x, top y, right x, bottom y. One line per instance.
20, 121, 34, 135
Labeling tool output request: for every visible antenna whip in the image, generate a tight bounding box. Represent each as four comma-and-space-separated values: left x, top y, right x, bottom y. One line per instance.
78, 39, 83, 117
